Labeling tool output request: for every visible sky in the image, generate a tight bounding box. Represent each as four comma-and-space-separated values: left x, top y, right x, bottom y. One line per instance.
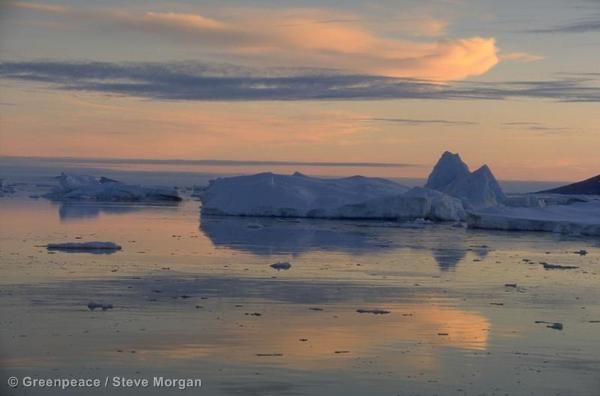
0, 0, 599, 181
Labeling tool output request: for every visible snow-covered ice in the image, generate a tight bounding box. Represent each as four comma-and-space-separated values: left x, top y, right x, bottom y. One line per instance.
466, 200, 600, 236
426, 151, 506, 208
334, 187, 466, 221
200, 172, 410, 218
200, 172, 468, 221
43, 173, 182, 202
199, 152, 598, 232
425, 151, 470, 191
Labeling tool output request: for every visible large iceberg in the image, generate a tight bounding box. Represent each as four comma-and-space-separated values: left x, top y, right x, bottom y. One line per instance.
467, 200, 600, 236
43, 173, 182, 202
200, 172, 409, 217
200, 172, 466, 221
197, 152, 597, 230
426, 152, 505, 209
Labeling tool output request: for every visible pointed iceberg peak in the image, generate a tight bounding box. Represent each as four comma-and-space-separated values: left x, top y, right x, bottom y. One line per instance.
472, 164, 492, 177
425, 152, 505, 209
425, 151, 470, 191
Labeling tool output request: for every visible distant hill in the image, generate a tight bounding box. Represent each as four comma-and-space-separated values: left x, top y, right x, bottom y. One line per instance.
538, 175, 600, 195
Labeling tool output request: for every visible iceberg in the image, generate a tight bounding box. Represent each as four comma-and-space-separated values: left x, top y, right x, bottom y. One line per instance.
0, 179, 16, 196
466, 200, 600, 236
43, 173, 182, 202
197, 152, 593, 228
200, 172, 466, 221
425, 151, 470, 191
334, 187, 466, 221
426, 152, 506, 209
200, 172, 410, 217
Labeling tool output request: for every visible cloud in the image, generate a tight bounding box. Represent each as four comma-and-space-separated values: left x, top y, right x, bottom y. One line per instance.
1, 60, 599, 102
11, 1, 67, 14
500, 52, 544, 62
9, 2, 499, 81
367, 118, 477, 126
529, 18, 600, 33
501, 122, 572, 134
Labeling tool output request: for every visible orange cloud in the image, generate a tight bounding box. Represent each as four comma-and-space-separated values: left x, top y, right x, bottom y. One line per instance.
501, 52, 544, 62
11, 3, 500, 81
12, 1, 67, 14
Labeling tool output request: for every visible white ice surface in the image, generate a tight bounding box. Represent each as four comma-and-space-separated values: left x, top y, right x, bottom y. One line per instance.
200, 172, 410, 217
200, 173, 466, 221
426, 152, 506, 209
466, 200, 600, 236
335, 187, 466, 221
44, 173, 181, 202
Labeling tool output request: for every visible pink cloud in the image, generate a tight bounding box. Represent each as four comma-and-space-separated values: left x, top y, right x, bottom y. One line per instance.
11, 3, 500, 81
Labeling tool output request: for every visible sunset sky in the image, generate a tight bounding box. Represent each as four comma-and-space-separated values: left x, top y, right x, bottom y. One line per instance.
0, 0, 599, 181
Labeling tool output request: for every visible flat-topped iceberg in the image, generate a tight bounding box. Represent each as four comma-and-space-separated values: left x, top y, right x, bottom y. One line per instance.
200, 172, 409, 218
43, 173, 182, 202
467, 200, 600, 236
200, 172, 466, 221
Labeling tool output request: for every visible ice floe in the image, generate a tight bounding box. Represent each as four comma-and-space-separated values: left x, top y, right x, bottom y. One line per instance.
46, 241, 122, 253
43, 173, 182, 202
466, 200, 600, 236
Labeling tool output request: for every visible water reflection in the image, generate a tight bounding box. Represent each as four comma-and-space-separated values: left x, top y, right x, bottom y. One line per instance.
2, 275, 489, 373
200, 215, 394, 256
133, 303, 489, 369
200, 214, 470, 270
58, 202, 179, 221
432, 249, 466, 271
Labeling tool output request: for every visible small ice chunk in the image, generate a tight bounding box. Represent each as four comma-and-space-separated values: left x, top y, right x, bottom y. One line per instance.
535, 321, 563, 330
46, 241, 122, 253
356, 309, 390, 315
541, 262, 578, 270
270, 262, 292, 270
87, 302, 113, 311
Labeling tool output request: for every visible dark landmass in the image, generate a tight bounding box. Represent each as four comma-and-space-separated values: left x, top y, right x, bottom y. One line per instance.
537, 175, 600, 195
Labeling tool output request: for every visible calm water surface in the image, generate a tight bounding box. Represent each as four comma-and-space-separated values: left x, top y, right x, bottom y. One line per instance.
1, 198, 599, 395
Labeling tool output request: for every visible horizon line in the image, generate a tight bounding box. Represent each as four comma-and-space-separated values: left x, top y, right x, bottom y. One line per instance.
0, 155, 422, 169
